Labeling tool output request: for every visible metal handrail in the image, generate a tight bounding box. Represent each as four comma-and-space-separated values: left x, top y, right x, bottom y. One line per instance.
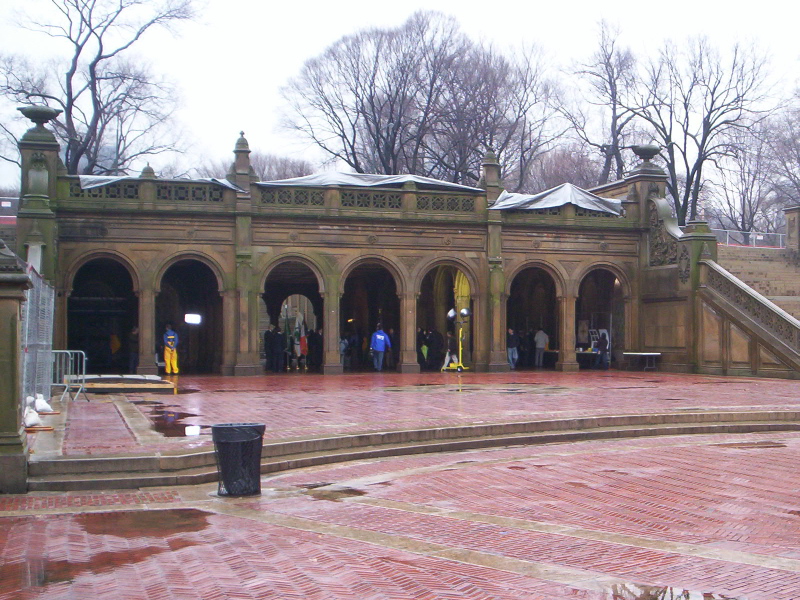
51, 350, 87, 402
710, 228, 785, 248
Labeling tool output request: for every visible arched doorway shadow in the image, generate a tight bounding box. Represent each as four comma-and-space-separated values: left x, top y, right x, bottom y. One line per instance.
263, 260, 324, 372
576, 268, 625, 368
507, 266, 558, 369
68, 258, 138, 374
417, 265, 473, 371
340, 262, 399, 371
156, 259, 222, 374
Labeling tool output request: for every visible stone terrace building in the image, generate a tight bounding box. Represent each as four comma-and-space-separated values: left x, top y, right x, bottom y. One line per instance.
11, 107, 800, 379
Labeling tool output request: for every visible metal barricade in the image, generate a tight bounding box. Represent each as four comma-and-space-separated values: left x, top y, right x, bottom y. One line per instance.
20, 265, 54, 403
51, 350, 87, 402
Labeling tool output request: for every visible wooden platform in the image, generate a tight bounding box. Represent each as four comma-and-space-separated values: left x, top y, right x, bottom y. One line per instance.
81, 376, 176, 395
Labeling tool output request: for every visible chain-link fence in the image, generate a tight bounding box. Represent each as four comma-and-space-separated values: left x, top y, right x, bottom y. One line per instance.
20, 265, 54, 403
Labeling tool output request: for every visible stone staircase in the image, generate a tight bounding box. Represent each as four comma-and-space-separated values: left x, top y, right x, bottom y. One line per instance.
716, 246, 800, 319
27, 411, 800, 491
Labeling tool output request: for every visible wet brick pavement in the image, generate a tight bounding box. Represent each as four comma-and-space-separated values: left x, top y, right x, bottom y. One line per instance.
2, 371, 800, 599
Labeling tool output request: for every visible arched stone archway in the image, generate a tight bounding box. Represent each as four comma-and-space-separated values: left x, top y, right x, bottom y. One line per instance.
67, 257, 138, 374
576, 268, 625, 367
156, 259, 222, 374
263, 260, 324, 372
417, 265, 473, 370
340, 262, 400, 371
507, 266, 559, 369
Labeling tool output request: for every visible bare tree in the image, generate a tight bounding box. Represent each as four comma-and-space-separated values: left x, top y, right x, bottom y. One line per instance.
707, 123, 782, 240
528, 143, 602, 191
282, 12, 466, 177
628, 38, 771, 224
195, 151, 315, 181
282, 11, 561, 189
0, 0, 193, 175
768, 95, 800, 208
564, 21, 638, 185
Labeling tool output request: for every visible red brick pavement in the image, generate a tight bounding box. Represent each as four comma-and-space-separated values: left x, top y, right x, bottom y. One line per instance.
4, 371, 800, 599
56, 371, 800, 456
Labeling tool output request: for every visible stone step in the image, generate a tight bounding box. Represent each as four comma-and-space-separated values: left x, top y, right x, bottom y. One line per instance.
27, 412, 800, 492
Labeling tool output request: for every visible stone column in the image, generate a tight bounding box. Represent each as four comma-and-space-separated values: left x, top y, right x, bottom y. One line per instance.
398, 292, 420, 373
322, 291, 343, 375
16, 106, 62, 283
138, 286, 157, 375
221, 289, 237, 375
556, 295, 579, 371
0, 240, 32, 493
785, 206, 800, 253
488, 257, 509, 371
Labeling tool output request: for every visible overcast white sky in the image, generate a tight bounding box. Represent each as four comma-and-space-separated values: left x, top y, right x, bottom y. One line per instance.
1, 0, 798, 189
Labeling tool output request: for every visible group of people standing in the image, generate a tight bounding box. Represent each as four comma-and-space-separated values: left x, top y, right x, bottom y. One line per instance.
506, 327, 550, 370
339, 326, 399, 371
263, 325, 324, 372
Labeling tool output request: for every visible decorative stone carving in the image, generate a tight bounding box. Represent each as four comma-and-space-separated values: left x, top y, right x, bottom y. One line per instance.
648, 201, 678, 266
706, 265, 800, 351
443, 236, 452, 246
288, 232, 298, 242
678, 245, 690, 283
367, 235, 378, 245
398, 255, 421, 271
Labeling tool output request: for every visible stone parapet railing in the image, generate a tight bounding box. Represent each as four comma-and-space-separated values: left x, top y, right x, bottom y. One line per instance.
699, 259, 800, 354
54, 175, 643, 227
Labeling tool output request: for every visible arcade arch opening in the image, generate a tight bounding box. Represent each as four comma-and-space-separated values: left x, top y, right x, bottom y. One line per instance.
576, 268, 625, 367
507, 266, 558, 369
262, 261, 323, 372
417, 265, 472, 371
340, 262, 399, 371
67, 258, 138, 374
156, 259, 222, 374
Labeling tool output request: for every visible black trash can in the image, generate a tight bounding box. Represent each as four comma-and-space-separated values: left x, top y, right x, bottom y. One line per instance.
211, 423, 266, 496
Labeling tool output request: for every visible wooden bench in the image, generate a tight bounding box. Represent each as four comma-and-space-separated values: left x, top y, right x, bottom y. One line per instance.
622, 352, 661, 371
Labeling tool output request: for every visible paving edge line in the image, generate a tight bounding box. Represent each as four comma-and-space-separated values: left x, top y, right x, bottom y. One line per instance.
26, 410, 800, 491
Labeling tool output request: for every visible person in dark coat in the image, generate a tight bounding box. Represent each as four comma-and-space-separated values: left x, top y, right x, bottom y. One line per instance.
416, 327, 427, 367
263, 326, 274, 371
271, 327, 285, 372
594, 331, 609, 370
426, 329, 443, 371
506, 328, 520, 370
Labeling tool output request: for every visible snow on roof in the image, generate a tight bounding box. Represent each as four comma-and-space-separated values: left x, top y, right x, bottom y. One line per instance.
255, 172, 483, 192
77, 175, 243, 191
489, 183, 622, 216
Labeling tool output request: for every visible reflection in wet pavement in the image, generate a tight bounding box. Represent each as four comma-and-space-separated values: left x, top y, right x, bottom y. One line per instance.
384, 383, 569, 394
608, 585, 744, 599
134, 399, 207, 437
77, 508, 210, 537
0, 510, 210, 594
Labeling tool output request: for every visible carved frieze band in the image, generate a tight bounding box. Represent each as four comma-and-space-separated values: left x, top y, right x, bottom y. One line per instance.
648, 201, 677, 266
706, 266, 800, 351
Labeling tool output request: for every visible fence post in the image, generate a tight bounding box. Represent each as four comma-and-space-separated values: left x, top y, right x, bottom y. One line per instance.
785, 206, 800, 254
0, 240, 33, 493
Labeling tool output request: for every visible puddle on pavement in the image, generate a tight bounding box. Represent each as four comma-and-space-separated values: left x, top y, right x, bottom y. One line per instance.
4, 510, 209, 590
134, 399, 206, 437
713, 440, 786, 449
304, 486, 366, 501
605, 584, 745, 599
151, 408, 202, 437
77, 508, 210, 538
383, 383, 568, 394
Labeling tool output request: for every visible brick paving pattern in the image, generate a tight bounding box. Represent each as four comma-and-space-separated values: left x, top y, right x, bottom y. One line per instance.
3, 371, 800, 598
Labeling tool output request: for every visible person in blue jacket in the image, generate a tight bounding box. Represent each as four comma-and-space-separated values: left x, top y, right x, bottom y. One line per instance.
370, 323, 392, 372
